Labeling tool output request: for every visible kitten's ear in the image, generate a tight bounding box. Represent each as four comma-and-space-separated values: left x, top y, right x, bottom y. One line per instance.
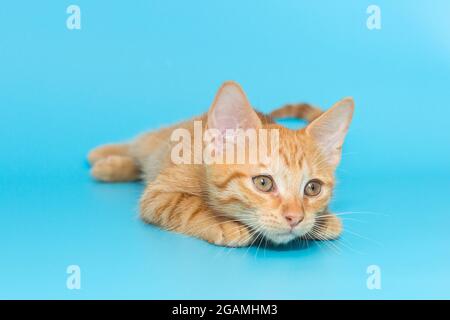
207, 81, 262, 132
305, 97, 354, 167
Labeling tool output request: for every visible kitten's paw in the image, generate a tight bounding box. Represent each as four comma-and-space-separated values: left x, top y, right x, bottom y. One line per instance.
311, 213, 342, 240
91, 155, 140, 182
208, 221, 253, 247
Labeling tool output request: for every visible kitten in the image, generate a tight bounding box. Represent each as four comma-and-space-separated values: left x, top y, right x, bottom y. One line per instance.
88, 81, 354, 247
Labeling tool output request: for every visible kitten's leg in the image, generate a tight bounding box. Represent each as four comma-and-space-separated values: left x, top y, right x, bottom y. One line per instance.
140, 185, 253, 247
311, 212, 342, 240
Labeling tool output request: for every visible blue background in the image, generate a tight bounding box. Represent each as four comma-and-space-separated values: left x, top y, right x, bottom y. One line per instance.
1, 0, 449, 299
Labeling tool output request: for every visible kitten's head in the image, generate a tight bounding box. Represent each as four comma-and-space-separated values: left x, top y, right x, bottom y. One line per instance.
204, 81, 354, 245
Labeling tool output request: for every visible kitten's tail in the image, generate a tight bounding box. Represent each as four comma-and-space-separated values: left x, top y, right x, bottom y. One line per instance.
270, 103, 323, 123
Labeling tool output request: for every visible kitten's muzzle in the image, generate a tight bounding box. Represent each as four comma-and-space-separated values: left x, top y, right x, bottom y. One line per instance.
282, 212, 304, 228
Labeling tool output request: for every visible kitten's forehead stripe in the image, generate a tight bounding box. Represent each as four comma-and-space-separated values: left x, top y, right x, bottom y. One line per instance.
277, 128, 305, 170
214, 171, 247, 189
258, 163, 269, 170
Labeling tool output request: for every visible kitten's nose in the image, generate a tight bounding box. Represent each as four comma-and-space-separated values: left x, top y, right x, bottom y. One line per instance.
283, 213, 303, 228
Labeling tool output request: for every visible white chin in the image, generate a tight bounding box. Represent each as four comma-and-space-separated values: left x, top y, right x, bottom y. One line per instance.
268, 233, 297, 245
266, 227, 313, 245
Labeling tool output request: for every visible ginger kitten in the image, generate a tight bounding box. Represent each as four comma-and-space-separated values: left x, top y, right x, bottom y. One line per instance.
88, 81, 354, 247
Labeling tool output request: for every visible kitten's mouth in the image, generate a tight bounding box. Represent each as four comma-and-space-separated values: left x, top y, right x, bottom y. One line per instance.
263, 230, 298, 245
261, 223, 315, 245
272, 233, 297, 244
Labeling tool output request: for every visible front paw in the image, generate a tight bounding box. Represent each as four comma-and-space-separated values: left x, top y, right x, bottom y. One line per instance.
208, 221, 253, 247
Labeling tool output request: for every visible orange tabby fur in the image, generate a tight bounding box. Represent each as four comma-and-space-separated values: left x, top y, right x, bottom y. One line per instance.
88, 81, 354, 247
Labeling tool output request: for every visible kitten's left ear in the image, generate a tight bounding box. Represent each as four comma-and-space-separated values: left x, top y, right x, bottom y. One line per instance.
305, 97, 354, 167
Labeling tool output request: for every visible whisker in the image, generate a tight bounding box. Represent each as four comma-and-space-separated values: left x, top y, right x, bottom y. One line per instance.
333, 211, 391, 217
342, 228, 383, 246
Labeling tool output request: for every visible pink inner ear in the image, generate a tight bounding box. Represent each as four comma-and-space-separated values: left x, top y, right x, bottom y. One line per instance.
208, 82, 261, 133
305, 98, 354, 166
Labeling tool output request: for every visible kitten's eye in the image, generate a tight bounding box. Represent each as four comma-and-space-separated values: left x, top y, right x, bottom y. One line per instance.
252, 175, 274, 192
304, 180, 322, 196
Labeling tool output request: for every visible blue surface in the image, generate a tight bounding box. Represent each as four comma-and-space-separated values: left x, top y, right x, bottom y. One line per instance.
1, 1, 449, 299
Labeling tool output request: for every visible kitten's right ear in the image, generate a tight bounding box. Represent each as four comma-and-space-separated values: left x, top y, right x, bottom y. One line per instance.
207, 81, 262, 133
